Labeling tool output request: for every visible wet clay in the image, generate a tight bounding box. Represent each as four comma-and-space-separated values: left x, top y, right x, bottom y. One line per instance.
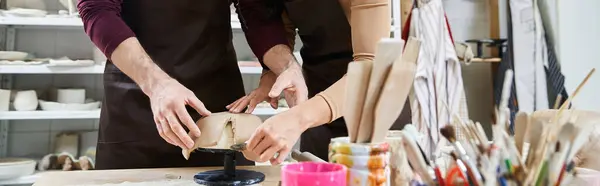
182, 112, 262, 159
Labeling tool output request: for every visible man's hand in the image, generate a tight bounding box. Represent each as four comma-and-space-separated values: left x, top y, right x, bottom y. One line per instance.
242, 109, 308, 164
149, 79, 211, 149
227, 71, 278, 113
227, 63, 308, 113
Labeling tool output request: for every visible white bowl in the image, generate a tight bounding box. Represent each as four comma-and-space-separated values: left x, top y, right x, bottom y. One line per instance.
39, 100, 100, 111
13, 90, 38, 111
0, 158, 36, 180
57, 88, 86, 104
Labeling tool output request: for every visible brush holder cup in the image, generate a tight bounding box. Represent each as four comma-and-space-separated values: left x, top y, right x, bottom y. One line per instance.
329, 137, 390, 186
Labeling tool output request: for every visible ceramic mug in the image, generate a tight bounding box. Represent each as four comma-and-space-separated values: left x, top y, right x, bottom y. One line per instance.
13, 90, 38, 111
57, 88, 85, 104
329, 137, 390, 186
0, 89, 11, 111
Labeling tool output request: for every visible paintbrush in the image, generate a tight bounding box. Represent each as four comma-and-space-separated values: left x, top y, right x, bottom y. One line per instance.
441, 125, 483, 186
400, 130, 435, 185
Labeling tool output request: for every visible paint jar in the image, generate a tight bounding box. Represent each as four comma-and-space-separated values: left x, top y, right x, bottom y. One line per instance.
329, 137, 390, 186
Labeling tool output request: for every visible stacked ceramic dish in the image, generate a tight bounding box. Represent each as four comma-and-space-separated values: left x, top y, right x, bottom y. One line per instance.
0, 51, 41, 65
0, 52, 96, 66
0, 4, 78, 18
39, 89, 100, 111
0, 158, 36, 180
0, 8, 47, 17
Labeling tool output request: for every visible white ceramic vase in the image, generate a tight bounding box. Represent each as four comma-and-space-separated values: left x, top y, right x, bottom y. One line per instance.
13, 90, 38, 111
57, 89, 85, 104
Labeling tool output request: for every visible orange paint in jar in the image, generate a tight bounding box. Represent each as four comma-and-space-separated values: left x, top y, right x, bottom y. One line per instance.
329, 137, 390, 186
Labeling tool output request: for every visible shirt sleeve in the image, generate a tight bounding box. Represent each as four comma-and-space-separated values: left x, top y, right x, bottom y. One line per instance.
233, 0, 290, 70
78, 0, 135, 59
281, 10, 298, 50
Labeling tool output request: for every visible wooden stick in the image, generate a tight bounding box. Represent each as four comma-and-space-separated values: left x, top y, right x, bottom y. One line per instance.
555, 68, 595, 120
553, 95, 562, 110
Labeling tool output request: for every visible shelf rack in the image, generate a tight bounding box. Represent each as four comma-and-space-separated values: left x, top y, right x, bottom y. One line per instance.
0, 63, 262, 74
0, 107, 287, 120
0, 16, 243, 29
0, 14, 257, 161
0, 2, 403, 183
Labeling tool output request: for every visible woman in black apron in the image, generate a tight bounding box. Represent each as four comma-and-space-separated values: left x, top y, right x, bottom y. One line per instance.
232, 0, 411, 163
78, 0, 261, 169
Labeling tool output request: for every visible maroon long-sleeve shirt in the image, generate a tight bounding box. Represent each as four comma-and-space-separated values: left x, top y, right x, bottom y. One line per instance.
78, 0, 288, 68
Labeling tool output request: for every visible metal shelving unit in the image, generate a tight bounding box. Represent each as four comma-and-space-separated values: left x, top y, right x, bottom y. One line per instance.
0, 1, 403, 184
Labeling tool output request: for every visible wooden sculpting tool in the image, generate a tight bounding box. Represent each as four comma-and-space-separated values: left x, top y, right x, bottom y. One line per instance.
344, 61, 373, 143
514, 112, 529, 154
355, 38, 404, 143
372, 37, 420, 143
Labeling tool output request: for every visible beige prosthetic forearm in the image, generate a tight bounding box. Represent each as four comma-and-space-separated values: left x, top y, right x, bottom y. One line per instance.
316, 76, 347, 122
348, 0, 392, 61
315, 0, 391, 123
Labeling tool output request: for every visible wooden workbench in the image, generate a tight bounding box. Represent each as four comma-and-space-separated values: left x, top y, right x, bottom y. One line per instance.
33, 166, 281, 186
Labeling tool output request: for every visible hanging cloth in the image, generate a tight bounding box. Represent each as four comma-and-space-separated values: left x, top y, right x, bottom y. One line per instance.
401, 0, 469, 161
536, 0, 569, 108
509, 0, 549, 114
494, 1, 519, 134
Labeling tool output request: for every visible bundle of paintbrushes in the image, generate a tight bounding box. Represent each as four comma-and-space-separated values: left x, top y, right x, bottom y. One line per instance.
404, 68, 598, 186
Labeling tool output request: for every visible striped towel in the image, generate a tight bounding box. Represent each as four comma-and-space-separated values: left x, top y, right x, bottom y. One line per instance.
402, 0, 469, 161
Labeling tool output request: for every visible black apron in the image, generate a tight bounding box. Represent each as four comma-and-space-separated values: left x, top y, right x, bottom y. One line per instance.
96, 0, 253, 169
284, 0, 412, 161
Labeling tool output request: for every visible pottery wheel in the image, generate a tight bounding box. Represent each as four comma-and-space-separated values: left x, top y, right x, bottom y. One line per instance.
193, 148, 265, 186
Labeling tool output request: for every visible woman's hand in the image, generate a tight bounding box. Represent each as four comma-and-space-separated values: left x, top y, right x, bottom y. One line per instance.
242, 110, 309, 164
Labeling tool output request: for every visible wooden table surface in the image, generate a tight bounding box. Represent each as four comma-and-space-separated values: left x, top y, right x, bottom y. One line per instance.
33, 166, 281, 186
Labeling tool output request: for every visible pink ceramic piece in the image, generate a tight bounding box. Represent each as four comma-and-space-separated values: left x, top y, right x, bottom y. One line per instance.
281, 162, 347, 186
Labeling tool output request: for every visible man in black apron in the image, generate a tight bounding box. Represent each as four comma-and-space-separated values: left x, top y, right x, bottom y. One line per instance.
233, 0, 411, 161
78, 0, 306, 169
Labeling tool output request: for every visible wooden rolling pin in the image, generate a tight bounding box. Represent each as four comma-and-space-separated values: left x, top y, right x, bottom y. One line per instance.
291, 150, 326, 162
